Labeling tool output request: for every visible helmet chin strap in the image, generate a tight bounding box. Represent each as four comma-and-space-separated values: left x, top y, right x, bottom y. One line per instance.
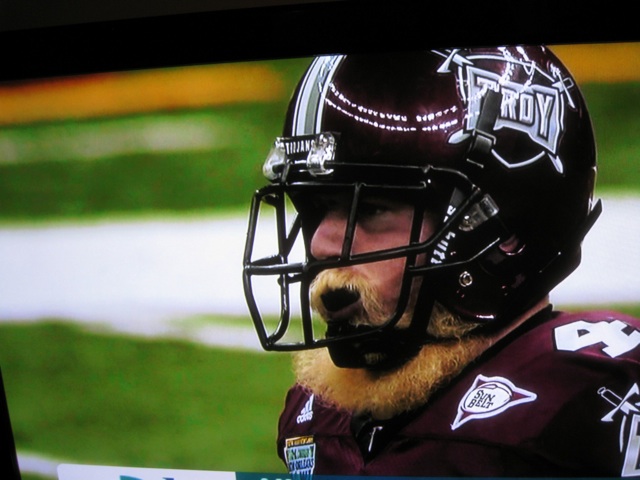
467, 89, 502, 163
326, 323, 431, 371
325, 291, 437, 371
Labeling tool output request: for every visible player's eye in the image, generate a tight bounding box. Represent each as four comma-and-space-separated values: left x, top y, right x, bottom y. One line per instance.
354, 195, 416, 236
358, 200, 389, 219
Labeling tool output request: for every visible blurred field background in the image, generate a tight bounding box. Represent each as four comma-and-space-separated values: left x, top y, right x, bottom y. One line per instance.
0, 43, 639, 479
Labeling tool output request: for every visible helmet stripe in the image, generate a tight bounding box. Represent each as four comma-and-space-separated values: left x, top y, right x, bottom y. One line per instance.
292, 55, 346, 135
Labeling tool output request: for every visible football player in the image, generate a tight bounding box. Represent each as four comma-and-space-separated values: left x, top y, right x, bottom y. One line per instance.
243, 46, 640, 476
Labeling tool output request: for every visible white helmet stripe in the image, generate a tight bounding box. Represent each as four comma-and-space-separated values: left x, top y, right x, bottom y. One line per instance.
292, 55, 346, 136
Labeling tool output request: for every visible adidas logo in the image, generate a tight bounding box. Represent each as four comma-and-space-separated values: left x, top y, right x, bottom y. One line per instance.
296, 394, 314, 424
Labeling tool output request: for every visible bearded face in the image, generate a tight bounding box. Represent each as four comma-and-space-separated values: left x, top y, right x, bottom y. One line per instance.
307, 193, 424, 369
297, 291, 491, 419
303, 255, 490, 419
305, 193, 482, 370
294, 193, 503, 417
308, 263, 483, 363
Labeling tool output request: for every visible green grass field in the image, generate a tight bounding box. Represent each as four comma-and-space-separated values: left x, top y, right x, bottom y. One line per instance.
581, 83, 640, 191
6, 303, 640, 478
1, 58, 639, 478
0, 80, 638, 221
1, 321, 294, 474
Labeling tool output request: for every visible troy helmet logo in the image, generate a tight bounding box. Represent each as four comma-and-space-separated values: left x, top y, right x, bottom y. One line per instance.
441, 48, 576, 174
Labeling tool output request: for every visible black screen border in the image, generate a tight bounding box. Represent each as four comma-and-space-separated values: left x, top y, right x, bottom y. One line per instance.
2, 0, 639, 82
0, 1, 637, 478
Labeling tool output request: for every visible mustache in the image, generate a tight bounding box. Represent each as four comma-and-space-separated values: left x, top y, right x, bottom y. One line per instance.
309, 269, 387, 326
310, 269, 479, 336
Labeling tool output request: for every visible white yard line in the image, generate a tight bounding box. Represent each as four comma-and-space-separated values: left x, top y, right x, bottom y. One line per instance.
550, 195, 640, 306
17, 451, 61, 478
1, 196, 639, 347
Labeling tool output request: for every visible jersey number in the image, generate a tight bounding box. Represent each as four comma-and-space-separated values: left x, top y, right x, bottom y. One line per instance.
554, 320, 640, 358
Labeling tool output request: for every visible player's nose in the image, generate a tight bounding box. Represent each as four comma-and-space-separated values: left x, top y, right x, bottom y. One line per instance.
310, 212, 347, 260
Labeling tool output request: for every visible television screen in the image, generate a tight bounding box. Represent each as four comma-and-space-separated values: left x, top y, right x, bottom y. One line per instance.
0, 4, 639, 479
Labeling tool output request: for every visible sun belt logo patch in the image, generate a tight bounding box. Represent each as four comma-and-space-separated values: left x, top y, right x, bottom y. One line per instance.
452, 374, 537, 430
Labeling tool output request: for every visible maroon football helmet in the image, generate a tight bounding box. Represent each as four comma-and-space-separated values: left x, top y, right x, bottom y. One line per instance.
243, 46, 600, 368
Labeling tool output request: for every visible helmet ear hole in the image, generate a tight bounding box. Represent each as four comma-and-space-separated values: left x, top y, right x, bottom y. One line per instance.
499, 235, 525, 256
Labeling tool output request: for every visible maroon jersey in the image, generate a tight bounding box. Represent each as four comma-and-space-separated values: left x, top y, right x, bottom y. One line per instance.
278, 310, 640, 477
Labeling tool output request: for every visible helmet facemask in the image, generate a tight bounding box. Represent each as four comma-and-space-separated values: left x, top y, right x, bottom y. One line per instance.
243, 134, 512, 369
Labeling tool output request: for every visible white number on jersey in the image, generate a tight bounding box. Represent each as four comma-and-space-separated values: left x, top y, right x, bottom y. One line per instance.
554, 320, 640, 358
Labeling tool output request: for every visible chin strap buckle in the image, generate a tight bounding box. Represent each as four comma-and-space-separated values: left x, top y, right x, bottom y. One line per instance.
459, 195, 499, 232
